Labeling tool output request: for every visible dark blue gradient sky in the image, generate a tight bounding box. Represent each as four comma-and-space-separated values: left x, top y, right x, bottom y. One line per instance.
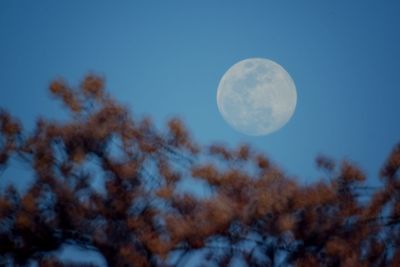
2, 0, 400, 188
1, 1, 400, 263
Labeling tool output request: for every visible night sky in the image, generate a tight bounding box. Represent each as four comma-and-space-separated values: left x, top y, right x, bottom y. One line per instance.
1, 1, 400, 265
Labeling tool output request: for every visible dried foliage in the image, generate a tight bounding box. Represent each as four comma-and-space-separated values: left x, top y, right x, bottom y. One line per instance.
0, 75, 400, 266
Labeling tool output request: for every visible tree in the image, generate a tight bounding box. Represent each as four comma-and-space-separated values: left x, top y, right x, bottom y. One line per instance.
0, 75, 399, 266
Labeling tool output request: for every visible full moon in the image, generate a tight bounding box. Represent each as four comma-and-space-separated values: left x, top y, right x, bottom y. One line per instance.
216, 58, 297, 136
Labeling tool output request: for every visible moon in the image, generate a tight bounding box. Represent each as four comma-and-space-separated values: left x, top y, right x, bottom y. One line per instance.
216, 58, 297, 136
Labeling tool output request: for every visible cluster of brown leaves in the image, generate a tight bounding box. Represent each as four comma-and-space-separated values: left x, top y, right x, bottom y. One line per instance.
1, 75, 400, 267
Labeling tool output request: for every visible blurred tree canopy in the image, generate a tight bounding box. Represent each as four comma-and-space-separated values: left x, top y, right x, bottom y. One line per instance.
0, 75, 400, 267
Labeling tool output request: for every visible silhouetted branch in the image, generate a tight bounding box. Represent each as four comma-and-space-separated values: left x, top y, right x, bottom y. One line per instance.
1, 75, 400, 266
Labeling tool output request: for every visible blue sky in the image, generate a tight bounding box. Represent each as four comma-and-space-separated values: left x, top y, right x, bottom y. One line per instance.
1, 0, 400, 264
1, 0, 399, 183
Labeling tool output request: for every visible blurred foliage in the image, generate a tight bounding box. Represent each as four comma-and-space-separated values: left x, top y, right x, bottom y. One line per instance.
1, 75, 400, 266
